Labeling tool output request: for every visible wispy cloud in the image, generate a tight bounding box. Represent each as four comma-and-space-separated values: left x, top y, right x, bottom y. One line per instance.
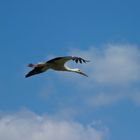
39, 44, 140, 108
0, 110, 108, 140
87, 92, 124, 107
68, 44, 140, 85
64, 44, 140, 107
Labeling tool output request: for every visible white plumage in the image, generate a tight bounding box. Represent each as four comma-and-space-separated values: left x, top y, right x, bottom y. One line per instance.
25, 56, 89, 78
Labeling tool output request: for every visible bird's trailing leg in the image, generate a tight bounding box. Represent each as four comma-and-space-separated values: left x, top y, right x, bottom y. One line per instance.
28, 63, 35, 68
28, 63, 45, 68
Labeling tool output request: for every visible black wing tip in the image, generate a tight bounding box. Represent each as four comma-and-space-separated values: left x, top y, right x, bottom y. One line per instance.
25, 72, 35, 78
25, 74, 30, 78
72, 56, 90, 64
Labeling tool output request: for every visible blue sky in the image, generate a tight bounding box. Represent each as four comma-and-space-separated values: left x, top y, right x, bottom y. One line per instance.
0, 0, 140, 140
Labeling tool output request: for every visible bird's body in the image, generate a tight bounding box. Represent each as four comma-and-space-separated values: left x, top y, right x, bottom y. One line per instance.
25, 56, 89, 78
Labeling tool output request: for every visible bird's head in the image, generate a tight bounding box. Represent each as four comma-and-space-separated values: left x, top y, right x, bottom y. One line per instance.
75, 69, 88, 77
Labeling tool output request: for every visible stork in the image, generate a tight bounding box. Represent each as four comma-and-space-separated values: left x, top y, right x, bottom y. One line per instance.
25, 56, 89, 78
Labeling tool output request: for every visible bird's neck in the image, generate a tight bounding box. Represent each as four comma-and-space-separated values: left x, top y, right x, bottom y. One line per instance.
65, 66, 78, 72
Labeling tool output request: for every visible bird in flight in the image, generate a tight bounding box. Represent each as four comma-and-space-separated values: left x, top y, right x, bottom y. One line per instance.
25, 56, 90, 78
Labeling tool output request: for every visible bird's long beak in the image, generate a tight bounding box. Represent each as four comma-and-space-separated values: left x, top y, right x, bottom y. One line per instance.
79, 71, 88, 77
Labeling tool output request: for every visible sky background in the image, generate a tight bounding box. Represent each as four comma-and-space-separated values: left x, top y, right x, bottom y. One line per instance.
0, 0, 140, 140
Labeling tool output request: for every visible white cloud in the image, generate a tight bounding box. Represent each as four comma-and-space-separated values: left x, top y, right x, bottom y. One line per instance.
87, 93, 124, 107
68, 44, 140, 85
0, 111, 108, 140
40, 44, 140, 108
94, 45, 140, 84
65, 44, 140, 107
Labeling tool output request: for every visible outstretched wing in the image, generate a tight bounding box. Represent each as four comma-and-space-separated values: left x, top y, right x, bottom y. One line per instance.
46, 56, 90, 65
25, 64, 48, 78
72, 56, 90, 63
25, 67, 44, 78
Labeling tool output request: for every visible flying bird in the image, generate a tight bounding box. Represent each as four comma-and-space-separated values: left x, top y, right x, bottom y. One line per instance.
25, 56, 89, 78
